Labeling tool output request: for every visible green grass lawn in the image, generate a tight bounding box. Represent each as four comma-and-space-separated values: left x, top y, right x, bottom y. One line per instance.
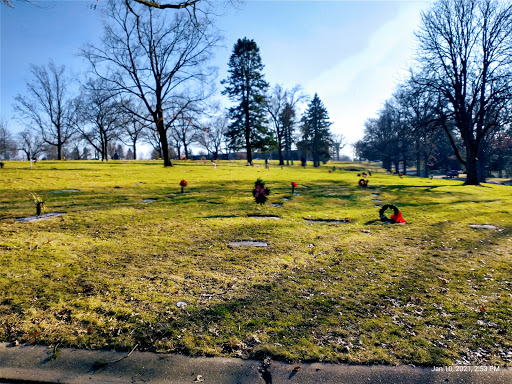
0, 160, 511, 366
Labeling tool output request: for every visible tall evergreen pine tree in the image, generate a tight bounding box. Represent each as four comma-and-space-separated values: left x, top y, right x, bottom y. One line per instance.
222, 38, 271, 164
300, 94, 333, 167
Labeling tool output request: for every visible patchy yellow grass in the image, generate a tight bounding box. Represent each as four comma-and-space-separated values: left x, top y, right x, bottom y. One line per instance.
0, 160, 511, 366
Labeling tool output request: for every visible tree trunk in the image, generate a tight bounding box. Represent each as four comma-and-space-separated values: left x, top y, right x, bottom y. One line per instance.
245, 123, 252, 165
423, 153, 429, 178
278, 144, 284, 166
184, 141, 189, 159
383, 158, 391, 172
416, 140, 421, 176
101, 141, 105, 161
57, 125, 63, 160
176, 141, 181, 159
157, 116, 172, 167
477, 146, 486, 183
465, 153, 479, 185
102, 133, 108, 161
245, 120, 252, 165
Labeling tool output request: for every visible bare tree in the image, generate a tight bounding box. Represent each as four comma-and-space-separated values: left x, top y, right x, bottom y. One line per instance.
82, 0, 219, 167
14, 62, 75, 160
331, 133, 346, 161
73, 78, 121, 161
394, 80, 446, 178
1, 0, 234, 10
0, 121, 17, 160
357, 104, 400, 173
144, 127, 163, 159
1, 0, 47, 9
67, 136, 91, 160
279, 103, 296, 165
414, 0, 512, 184
196, 115, 228, 160
119, 100, 150, 160
266, 84, 306, 165
265, 84, 287, 165
130, 0, 199, 10
17, 129, 45, 161
129, 0, 243, 13
168, 108, 199, 159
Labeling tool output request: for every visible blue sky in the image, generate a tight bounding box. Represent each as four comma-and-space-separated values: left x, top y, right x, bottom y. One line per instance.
1, 0, 431, 157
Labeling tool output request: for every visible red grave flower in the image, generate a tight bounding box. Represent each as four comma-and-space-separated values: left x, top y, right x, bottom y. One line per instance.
180, 179, 188, 193
291, 181, 298, 194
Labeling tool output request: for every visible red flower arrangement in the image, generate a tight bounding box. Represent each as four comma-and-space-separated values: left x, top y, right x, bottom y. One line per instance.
180, 179, 188, 193
291, 182, 297, 194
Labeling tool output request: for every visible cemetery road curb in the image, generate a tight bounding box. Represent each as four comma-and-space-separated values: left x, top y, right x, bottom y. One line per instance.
1, 343, 511, 384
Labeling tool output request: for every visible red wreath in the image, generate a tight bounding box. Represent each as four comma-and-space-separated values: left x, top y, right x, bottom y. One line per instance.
358, 179, 368, 189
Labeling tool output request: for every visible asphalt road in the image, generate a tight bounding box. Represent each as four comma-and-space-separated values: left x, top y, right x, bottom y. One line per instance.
1, 343, 511, 383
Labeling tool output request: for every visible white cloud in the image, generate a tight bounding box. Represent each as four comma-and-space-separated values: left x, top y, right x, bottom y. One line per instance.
305, 1, 429, 153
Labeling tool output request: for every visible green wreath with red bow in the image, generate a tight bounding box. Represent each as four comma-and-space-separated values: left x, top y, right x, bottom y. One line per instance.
379, 204, 406, 223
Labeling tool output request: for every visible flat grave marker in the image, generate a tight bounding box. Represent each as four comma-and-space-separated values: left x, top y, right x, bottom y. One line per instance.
49, 189, 80, 194
229, 241, 269, 247
17, 212, 65, 222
